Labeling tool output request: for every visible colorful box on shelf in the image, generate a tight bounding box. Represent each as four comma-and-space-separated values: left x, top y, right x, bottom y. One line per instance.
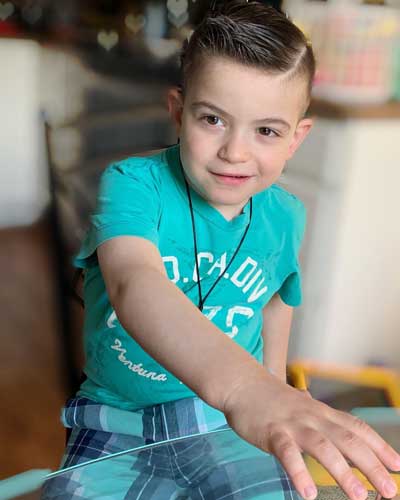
284, 0, 400, 104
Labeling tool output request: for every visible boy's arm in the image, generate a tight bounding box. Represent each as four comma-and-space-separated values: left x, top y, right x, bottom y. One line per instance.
262, 293, 293, 383
97, 235, 258, 407
97, 236, 400, 500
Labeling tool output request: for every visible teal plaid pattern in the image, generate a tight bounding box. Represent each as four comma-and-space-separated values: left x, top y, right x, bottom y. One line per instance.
41, 397, 301, 500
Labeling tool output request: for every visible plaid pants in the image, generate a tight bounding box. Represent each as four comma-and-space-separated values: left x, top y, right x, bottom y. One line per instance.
41, 396, 301, 500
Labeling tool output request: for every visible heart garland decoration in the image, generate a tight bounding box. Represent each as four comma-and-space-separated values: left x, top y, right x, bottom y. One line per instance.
97, 30, 119, 51
22, 5, 42, 25
0, 2, 14, 21
167, 0, 189, 29
125, 13, 145, 35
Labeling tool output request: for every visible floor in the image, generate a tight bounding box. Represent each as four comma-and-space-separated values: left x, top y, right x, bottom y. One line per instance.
0, 218, 82, 481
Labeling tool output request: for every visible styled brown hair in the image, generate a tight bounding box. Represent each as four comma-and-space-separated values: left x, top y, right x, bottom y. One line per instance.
180, 0, 316, 114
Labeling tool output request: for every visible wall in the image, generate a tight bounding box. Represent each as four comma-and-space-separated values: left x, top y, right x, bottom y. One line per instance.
0, 39, 48, 228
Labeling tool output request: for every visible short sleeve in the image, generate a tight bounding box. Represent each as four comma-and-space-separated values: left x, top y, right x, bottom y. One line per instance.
74, 158, 161, 269
277, 199, 306, 307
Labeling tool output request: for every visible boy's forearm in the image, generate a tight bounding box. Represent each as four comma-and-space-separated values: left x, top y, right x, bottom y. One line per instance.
261, 295, 293, 383
262, 343, 288, 382
263, 360, 287, 383
110, 265, 266, 411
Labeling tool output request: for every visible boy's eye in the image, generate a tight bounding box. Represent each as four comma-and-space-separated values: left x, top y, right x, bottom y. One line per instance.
202, 115, 222, 126
259, 127, 279, 137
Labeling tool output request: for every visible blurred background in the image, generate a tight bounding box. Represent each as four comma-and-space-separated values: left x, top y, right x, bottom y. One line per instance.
1, 0, 400, 481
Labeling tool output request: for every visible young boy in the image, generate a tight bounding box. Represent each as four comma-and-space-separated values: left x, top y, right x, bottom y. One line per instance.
43, 2, 400, 499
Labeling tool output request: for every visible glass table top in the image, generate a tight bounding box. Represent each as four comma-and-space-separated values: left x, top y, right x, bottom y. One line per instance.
2, 407, 399, 500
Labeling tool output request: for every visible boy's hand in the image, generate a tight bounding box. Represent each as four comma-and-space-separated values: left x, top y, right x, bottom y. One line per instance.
223, 373, 400, 500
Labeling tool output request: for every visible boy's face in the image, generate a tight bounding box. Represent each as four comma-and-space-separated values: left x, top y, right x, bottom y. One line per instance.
168, 56, 313, 220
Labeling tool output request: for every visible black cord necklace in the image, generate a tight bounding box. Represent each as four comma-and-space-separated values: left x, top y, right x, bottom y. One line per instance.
181, 169, 253, 311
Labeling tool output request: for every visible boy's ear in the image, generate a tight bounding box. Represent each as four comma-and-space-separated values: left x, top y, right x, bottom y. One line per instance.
286, 118, 313, 160
167, 87, 184, 136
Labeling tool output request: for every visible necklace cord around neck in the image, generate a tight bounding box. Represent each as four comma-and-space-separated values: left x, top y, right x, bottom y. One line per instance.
181, 166, 252, 311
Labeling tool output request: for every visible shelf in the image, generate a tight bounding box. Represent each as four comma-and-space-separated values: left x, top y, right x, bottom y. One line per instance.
309, 98, 400, 119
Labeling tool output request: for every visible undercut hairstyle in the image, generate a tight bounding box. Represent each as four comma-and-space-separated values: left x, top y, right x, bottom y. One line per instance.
180, 0, 316, 115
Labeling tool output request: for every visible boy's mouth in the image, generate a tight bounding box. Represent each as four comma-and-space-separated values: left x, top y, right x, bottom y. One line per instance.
210, 171, 252, 185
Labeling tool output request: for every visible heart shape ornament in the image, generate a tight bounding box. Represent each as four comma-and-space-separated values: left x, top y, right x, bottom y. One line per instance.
167, 0, 188, 19
97, 30, 119, 51
168, 11, 189, 29
22, 5, 42, 25
125, 14, 145, 35
0, 2, 14, 21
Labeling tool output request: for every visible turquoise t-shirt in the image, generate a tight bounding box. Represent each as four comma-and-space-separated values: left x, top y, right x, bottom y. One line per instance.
75, 144, 306, 410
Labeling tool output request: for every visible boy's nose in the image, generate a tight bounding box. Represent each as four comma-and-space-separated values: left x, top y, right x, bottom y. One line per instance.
218, 134, 251, 164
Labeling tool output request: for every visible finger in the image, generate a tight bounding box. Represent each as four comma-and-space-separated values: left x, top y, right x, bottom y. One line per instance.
328, 420, 398, 499
299, 427, 369, 500
267, 428, 318, 500
333, 411, 400, 473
